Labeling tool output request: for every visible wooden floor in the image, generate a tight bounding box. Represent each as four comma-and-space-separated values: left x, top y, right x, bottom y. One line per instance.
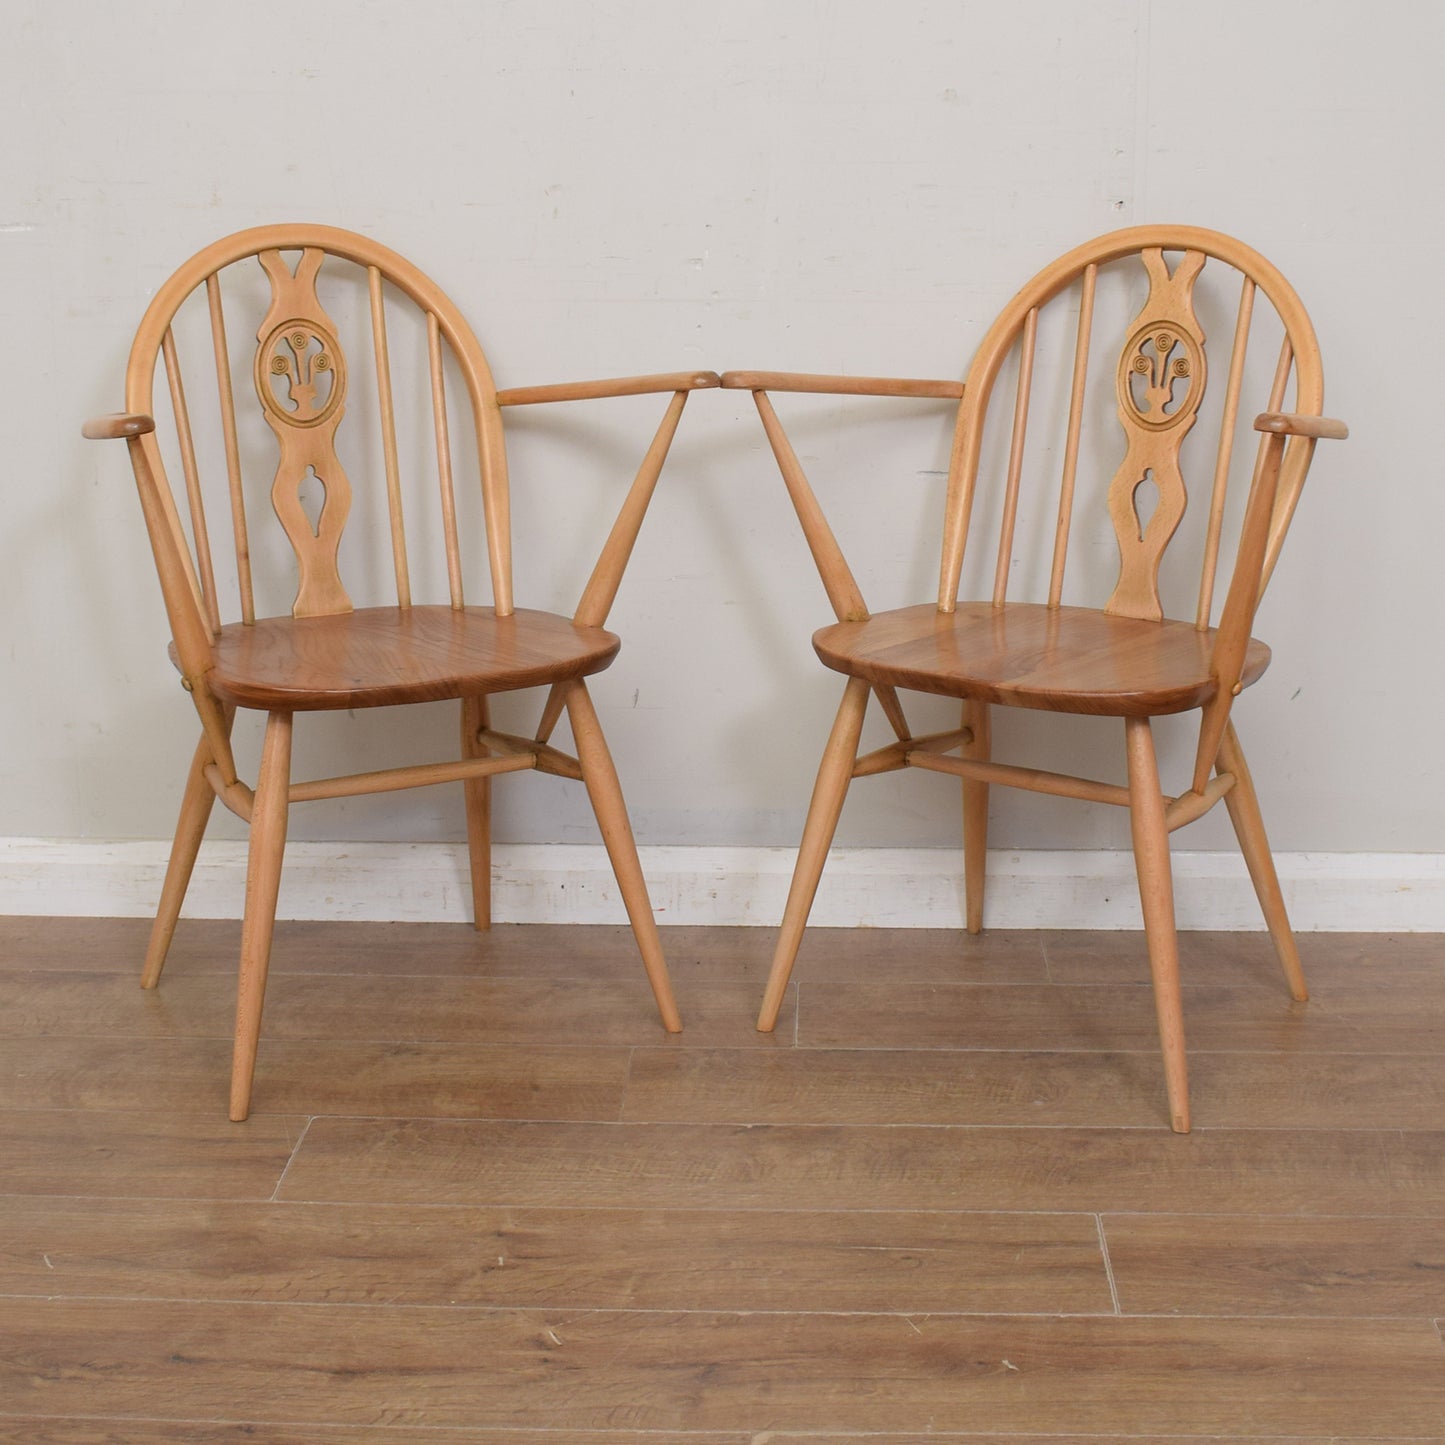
1, 916, 1442, 1442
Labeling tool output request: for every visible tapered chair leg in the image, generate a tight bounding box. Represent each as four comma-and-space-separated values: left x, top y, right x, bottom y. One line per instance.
461, 694, 492, 931
1125, 716, 1190, 1133
230, 710, 292, 1122
142, 724, 228, 989
1218, 722, 1308, 1002
961, 697, 991, 935
758, 675, 871, 1031
564, 679, 682, 1033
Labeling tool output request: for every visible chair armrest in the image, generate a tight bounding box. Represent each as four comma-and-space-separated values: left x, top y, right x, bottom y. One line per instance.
1253, 411, 1348, 440
496, 370, 720, 406
83, 412, 156, 440
721, 370, 964, 400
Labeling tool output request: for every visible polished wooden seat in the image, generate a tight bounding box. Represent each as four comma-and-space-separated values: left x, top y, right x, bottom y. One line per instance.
725, 226, 1347, 1131
203, 607, 620, 711
86, 225, 718, 1118
814, 603, 1271, 716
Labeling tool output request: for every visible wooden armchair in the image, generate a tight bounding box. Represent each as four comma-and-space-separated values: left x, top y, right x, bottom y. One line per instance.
724, 226, 1347, 1131
85, 225, 717, 1119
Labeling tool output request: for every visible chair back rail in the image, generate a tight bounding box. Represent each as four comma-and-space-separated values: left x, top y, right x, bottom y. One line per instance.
367, 265, 411, 607
1048, 260, 1097, 609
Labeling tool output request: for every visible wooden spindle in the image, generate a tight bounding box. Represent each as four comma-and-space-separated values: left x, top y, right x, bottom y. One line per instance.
427, 312, 465, 610
1196, 277, 1256, 629
369, 266, 411, 608
1265, 333, 1293, 414
1257, 336, 1304, 594
476, 398, 514, 618
206, 273, 254, 625
992, 306, 1038, 607
754, 389, 870, 622
1048, 267, 1097, 608
162, 327, 220, 634
1191, 429, 1286, 793
574, 390, 688, 628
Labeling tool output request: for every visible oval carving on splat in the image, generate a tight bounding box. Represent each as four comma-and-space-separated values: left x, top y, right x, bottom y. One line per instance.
1116, 322, 1205, 431
255, 318, 346, 427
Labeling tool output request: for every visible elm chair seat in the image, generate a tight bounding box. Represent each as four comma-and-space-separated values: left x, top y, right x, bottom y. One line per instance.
813, 603, 1271, 717
199, 606, 621, 711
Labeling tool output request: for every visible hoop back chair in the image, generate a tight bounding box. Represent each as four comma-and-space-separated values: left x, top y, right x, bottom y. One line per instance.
723, 225, 1346, 1131
85, 225, 717, 1119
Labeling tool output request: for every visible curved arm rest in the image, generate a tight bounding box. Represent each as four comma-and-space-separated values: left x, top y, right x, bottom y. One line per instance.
721, 370, 964, 400
1253, 411, 1348, 440
496, 370, 720, 406
83, 412, 156, 440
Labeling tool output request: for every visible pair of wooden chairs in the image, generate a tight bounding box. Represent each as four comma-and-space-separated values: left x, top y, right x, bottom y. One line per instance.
86, 225, 1345, 1130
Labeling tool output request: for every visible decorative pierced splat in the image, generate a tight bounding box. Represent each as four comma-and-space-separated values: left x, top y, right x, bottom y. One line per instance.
1104, 249, 1207, 621
253, 249, 353, 617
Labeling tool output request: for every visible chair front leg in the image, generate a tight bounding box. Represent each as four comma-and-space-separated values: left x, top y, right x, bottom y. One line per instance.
1217, 722, 1308, 1002
460, 694, 492, 931
757, 675, 871, 1031
230, 710, 293, 1122
1125, 715, 1190, 1133
142, 717, 232, 989
564, 678, 682, 1033
961, 697, 991, 935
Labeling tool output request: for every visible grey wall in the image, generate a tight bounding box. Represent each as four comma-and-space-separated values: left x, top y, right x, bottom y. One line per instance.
3, 0, 1440, 857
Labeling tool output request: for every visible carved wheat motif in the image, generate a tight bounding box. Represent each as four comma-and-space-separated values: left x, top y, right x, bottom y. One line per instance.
254, 248, 353, 617
1104, 248, 1207, 621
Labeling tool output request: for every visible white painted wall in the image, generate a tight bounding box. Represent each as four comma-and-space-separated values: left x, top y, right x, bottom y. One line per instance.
2, 2, 1441, 887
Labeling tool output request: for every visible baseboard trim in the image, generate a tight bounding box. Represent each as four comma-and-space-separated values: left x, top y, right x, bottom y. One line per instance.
1, 838, 1440, 930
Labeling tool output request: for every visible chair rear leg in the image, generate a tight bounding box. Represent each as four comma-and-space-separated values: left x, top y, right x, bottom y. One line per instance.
758, 676, 871, 1031
564, 679, 682, 1033
460, 694, 492, 931
230, 710, 292, 1122
1218, 722, 1308, 1002
961, 698, 991, 935
142, 728, 225, 988
1125, 716, 1190, 1133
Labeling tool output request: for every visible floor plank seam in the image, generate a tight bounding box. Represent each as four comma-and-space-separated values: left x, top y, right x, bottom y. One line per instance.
268, 1114, 316, 1203
5, 1192, 1438, 1222
10, 1294, 1441, 1323
1094, 1213, 1122, 1315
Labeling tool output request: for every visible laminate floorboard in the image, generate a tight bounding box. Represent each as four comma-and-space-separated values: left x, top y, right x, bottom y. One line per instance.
0, 1109, 304, 1199
4, 1300, 1442, 1434
275, 1117, 1433, 1215
0, 972, 787, 1049
623, 1044, 1445, 1128
2, 917, 1441, 1438
798, 978, 1445, 1052
0, 916, 1048, 984
0, 1036, 634, 1118
0, 1198, 1112, 1313
1102, 1212, 1445, 1316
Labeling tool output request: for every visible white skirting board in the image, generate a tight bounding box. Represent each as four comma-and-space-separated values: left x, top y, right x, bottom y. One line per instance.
0, 838, 1441, 930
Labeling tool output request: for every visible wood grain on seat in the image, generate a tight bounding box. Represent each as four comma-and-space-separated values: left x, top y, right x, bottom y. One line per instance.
200, 607, 619, 711
813, 602, 1271, 717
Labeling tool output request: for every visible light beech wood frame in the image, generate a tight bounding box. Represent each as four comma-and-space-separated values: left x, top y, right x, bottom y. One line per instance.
725, 225, 1346, 1132
86, 225, 715, 1119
